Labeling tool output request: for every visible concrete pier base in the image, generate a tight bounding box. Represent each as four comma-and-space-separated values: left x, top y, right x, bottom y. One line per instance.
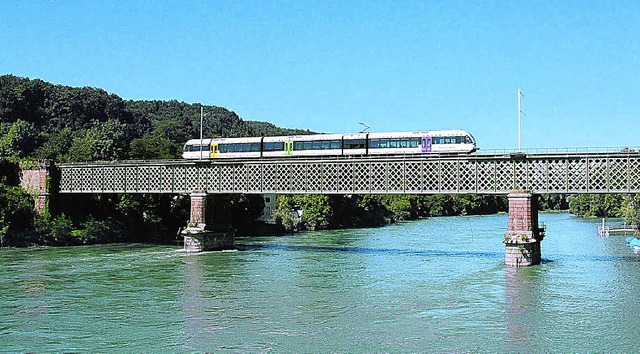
182, 227, 235, 252
503, 191, 545, 267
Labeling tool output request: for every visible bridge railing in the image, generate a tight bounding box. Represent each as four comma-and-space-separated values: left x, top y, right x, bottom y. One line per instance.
480, 146, 640, 155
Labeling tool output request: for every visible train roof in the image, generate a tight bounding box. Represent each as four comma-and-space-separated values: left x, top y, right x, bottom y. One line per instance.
185, 130, 473, 145
184, 137, 262, 145
263, 133, 344, 141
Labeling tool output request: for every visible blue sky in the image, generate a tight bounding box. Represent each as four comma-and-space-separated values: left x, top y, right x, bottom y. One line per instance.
1, 1, 639, 150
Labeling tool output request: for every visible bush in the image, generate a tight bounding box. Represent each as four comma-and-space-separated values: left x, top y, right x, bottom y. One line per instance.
35, 213, 75, 246
0, 184, 36, 247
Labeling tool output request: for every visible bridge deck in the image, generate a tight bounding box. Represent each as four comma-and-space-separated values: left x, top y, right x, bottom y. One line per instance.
56, 151, 640, 195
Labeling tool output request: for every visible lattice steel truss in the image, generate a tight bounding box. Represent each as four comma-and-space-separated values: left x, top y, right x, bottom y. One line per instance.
57, 153, 640, 195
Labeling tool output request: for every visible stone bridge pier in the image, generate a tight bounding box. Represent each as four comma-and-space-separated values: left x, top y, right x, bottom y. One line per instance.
504, 190, 545, 267
181, 191, 235, 252
19, 161, 54, 214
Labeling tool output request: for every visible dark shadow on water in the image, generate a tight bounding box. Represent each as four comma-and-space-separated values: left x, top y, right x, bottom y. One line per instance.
236, 244, 640, 263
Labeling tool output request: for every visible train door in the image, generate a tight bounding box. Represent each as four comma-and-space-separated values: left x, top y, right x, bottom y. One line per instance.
210, 143, 219, 158
285, 140, 293, 156
421, 136, 432, 153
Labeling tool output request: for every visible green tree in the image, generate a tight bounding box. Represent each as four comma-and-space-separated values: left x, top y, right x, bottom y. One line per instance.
273, 195, 301, 232
0, 119, 41, 158
0, 184, 37, 246
621, 194, 640, 225
35, 213, 75, 246
129, 121, 183, 160
298, 195, 332, 230
67, 120, 129, 161
568, 194, 623, 218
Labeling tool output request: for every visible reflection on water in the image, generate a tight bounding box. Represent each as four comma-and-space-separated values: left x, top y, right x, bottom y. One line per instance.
2, 213, 640, 352
504, 268, 535, 349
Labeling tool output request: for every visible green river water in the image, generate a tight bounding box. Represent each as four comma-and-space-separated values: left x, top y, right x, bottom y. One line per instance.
2, 212, 639, 352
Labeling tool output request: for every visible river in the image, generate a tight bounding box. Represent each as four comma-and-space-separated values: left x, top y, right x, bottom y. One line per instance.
1, 212, 639, 352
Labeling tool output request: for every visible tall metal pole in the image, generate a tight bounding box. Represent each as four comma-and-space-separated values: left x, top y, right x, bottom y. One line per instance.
518, 88, 522, 152
200, 105, 204, 160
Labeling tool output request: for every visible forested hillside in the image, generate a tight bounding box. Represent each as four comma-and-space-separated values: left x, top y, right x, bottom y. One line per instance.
0, 74, 310, 162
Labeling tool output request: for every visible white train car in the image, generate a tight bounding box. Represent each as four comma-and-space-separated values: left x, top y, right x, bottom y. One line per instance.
428, 130, 476, 154
182, 137, 263, 159
367, 132, 426, 155
262, 134, 344, 158
291, 134, 344, 157
261, 135, 292, 158
213, 137, 263, 159
182, 138, 214, 159
367, 130, 476, 155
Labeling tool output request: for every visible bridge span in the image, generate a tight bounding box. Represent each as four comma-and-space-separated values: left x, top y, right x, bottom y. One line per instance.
22, 151, 640, 267
56, 151, 640, 195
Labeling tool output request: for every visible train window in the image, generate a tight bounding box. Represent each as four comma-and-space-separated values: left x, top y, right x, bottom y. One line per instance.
321, 141, 330, 149
264, 142, 284, 151
331, 140, 341, 149
465, 136, 473, 144
312, 141, 321, 150
295, 142, 304, 150
369, 139, 379, 148
251, 143, 260, 151
189, 145, 209, 152
410, 138, 419, 148
345, 139, 366, 149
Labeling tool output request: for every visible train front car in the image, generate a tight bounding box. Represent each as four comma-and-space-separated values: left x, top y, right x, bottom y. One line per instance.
183, 139, 214, 159
366, 130, 476, 156
429, 130, 477, 154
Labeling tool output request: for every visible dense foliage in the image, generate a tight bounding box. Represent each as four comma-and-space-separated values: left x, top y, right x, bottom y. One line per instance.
568, 194, 640, 226
272, 194, 510, 232
0, 75, 311, 162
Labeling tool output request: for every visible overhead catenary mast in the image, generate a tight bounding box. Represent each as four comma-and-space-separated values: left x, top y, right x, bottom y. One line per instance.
518, 89, 525, 151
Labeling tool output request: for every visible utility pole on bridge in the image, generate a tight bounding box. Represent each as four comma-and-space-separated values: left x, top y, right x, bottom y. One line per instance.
518, 88, 526, 151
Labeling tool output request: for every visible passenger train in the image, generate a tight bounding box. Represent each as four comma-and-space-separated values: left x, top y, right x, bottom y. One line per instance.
182, 130, 477, 159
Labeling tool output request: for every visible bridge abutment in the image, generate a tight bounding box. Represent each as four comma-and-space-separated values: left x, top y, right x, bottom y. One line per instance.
19, 161, 54, 214
182, 191, 235, 252
504, 191, 545, 267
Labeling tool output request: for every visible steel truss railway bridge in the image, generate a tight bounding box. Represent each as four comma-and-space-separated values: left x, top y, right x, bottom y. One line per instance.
22, 150, 640, 267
